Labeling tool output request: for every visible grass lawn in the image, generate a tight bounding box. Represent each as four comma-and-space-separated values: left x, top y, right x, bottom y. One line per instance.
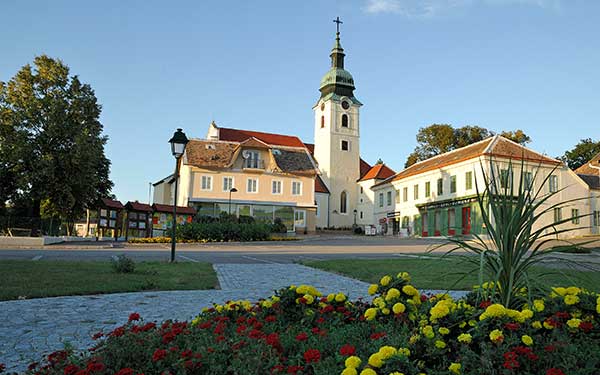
0, 260, 218, 301
303, 256, 600, 292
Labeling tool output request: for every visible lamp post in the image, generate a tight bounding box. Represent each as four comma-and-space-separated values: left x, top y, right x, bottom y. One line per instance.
228, 187, 238, 216
168, 128, 189, 263
353, 209, 358, 227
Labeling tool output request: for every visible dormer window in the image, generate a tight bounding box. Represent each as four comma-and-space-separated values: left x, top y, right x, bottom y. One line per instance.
341, 114, 349, 128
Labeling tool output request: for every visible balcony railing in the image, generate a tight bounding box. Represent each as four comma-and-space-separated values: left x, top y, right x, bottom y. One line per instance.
243, 159, 265, 169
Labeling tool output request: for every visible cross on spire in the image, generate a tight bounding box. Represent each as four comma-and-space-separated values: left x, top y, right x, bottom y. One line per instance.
333, 16, 343, 34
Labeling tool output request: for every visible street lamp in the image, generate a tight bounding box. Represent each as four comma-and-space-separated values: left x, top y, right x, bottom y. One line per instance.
228, 187, 238, 216
353, 209, 358, 226
168, 128, 189, 263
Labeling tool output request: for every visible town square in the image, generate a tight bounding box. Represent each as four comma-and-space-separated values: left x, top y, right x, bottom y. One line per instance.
1, 1, 600, 374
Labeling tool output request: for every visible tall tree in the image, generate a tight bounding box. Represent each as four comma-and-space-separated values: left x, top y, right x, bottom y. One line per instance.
405, 124, 532, 167
560, 138, 600, 170
0, 55, 113, 233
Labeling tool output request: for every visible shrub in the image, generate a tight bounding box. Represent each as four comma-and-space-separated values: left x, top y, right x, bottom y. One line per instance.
353, 226, 364, 235
110, 254, 135, 274
176, 222, 272, 242
23, 272, 600, 375
271, 218, 287, 234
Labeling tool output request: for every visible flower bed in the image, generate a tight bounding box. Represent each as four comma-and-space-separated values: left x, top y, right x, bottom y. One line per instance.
14, 273, 600, 375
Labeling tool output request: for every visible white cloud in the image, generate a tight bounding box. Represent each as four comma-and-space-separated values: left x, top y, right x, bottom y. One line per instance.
363, 0, 560, 17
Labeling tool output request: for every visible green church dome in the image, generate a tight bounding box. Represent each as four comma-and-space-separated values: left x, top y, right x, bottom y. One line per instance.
319, 68, 355, 91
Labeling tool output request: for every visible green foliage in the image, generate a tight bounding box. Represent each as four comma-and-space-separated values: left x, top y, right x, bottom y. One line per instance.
0, 55, 113, 232
176, 222, 273, 242
442, 159, 588, 308
111, 254, 135, 274
560, 138, 600, 170
405, 124, 531, 167
271, 218, 288, 234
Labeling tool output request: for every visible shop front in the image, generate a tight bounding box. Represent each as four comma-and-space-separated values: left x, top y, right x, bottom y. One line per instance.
416, 195, 482, 237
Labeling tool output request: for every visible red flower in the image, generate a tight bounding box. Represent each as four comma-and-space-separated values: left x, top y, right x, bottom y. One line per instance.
265, 315, 277, 322
295, 332, 308, 342
115, 369, 135, 375
546, 369, 566, 375
303, 348, 321, 363
479, 300, 492, 309
198, 322, 212, 329
502, 351, 520, 370
544, 344, 556, 353
286, 365, 304, 374
86, 361, 105, 373
266, 333, 280, 346
128, 313, 140, 322
110, 327, 125, 337
92, 332, 103, 340
270, 364, 285, 374
339, 344, 356, 356
64, 365, 79, 375
579, 321, 593, 332
141, 322, 156, 331
420, 294, 428, 302
152, 349, 168, 362
181, 349, 193, 359
370, 332, 387, 340
504, 322, 520, 331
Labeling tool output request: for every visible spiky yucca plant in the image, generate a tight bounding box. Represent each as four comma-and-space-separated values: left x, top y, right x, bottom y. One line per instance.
444, 158, 590, 308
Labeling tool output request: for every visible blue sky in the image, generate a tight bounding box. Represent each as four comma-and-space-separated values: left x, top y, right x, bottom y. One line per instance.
1, 0, 598, 203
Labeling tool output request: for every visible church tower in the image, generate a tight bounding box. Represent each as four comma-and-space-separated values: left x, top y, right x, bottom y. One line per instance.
313, 19, 362, 228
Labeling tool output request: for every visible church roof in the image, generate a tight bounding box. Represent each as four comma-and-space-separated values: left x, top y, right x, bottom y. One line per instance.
358, 163, 396, 182
373, 135, 560, 188
218, 127, 306, 148
315, 175, 330, 194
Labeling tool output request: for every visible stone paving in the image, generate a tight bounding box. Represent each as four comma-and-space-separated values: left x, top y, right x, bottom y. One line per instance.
0, 263, 467, 373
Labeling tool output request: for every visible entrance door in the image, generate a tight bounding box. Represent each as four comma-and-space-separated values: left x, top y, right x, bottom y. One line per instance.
392, 218, 400, 235
421, 213, 428, 237
293, 210, 306, 231
462, 207, 471, 235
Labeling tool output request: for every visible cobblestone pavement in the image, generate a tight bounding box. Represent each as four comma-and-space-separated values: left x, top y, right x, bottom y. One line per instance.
0, 263, 467, 373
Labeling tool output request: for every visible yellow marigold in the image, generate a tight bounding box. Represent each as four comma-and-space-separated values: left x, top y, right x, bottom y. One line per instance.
421, 325, 435, 339
457, 333, 472, 344
392, 302, 406, 314
380, 275, 392, 286
521, 335, 533, 346
397, 347, 410, 356
489, 329, 504, 343
532, 321, 542, 329
261, 300, 273, 308
385, 288, 401, 301
564, 295, 579, 305
533, 299, 545, 312
409, 334, 420, 344
438, 327, 450, 335
430, 300, 452, 320
566, 286, 581, 295
553, 287, 567, 297
341, 368, 358, 375
360, 369, 377, 375
373, 297, 386, 309
543, 321, 554, 330
303, 294, 314, 304
335, 293, 347, 302
368, 352, 384, 368
327, 293, 335, 302
520, 309, 534, 320
412, 294, 422, 305
567, 318, 582, 329
397, 271, 411, 281
378, 346, 397, 359
479, 304, 506, 320
402, 285, 419, 297
468, 319, 477, 327
381, 308, 391, 315
345, 356, 362, 369
368, 284, 379, 295
364, 308, 378, 321
449, 362, 461, 374
296, 285, 308, 294
434, 340, 446, 349
459, 321, 467, 328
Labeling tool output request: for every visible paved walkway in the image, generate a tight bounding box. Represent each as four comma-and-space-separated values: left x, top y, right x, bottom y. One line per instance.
0, 264, 467, 373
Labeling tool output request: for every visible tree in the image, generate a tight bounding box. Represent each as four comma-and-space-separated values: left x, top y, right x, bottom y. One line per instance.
560, 138, 600, 170
0, 55, 113, 234
405, 124, 532, 167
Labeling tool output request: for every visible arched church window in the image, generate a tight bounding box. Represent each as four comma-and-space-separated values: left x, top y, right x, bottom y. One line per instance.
341, 114, 349, 128
321, 116, 325, 128
340, 191, 347, 214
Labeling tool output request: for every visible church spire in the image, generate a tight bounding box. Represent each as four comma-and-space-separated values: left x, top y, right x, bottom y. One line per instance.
331, 17, 345, 69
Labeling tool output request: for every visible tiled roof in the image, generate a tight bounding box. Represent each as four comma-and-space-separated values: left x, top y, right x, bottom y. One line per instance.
101, 198, 124, 209
126, 201, 153, 212
219, 127, 306, 148
315, 175, 330, 193
577, 174, 600, 190
358, 163, 395, 182
574, 153, 600, 176
360, 159, 372, 179
185, 140, 238, 168
152, 204, 197, 215
374, 135, 560, 188
273, 149, 317, 175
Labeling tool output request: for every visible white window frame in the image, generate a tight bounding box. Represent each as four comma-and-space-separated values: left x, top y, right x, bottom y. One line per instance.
292, 181, 302, 196
294, 210, 306, 228
379, 193, 384, 207
201, 175, 213, 191
222, 176, 234, 192
247, 178, 258, 194
272, 180, 282, 195
386, 191, 392, 206
549, 175, 558, 193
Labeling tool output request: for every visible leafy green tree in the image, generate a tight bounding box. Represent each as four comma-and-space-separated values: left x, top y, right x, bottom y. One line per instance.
405, 124, 532, 167
560, 138, 600, 170
0, 55, 113, 234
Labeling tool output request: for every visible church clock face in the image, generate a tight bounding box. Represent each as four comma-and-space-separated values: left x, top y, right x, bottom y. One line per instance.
341, 100, 350, 110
